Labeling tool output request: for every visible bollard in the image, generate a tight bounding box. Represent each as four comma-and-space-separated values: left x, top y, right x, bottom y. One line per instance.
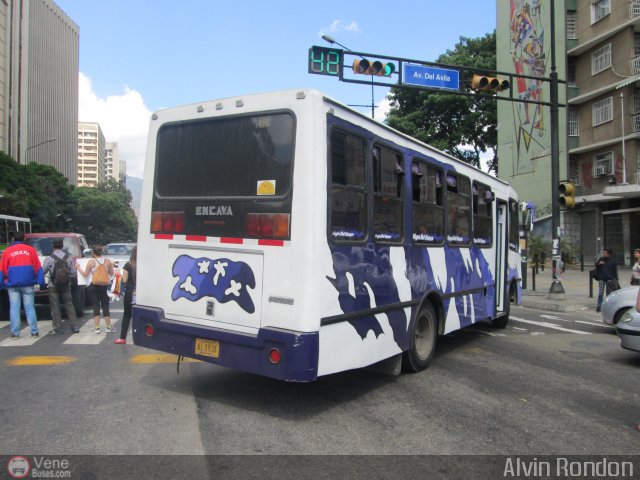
540, 253, 545, 272
580, 254, 584, 272
531, 265, 536, 291
589, 271, 593, 298
521, 261, 527, 290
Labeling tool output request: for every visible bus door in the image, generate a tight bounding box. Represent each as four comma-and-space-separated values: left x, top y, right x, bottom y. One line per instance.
495, 200, 508, 312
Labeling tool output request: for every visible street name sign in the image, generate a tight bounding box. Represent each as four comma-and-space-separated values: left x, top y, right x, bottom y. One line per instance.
402, 64, 460, 91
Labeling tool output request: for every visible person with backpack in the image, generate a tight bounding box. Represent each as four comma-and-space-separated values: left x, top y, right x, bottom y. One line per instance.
42, 239, 80, 334
76, 245, 114, 334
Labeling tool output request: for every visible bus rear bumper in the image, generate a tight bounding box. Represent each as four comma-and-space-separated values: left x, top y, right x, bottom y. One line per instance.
132, 305, 319, 382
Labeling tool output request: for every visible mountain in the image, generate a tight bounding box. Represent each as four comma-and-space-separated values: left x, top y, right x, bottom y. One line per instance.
126, 176, 143, 217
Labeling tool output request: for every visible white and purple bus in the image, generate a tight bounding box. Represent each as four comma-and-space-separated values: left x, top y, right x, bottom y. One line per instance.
132, 89, 526, 382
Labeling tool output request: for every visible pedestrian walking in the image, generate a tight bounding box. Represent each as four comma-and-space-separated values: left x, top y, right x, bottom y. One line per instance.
42, 239, 80, 334
594, 248, 618, 312
76, 245, 114, 334
631, 248, 640, 286
0, 231, 44, 339
114, 246, 136, 344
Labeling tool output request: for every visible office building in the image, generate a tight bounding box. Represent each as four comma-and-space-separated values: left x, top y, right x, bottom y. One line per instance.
77, 122, 105, 187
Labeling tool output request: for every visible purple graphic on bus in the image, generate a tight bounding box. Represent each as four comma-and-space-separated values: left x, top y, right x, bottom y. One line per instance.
171, 255, 256, 313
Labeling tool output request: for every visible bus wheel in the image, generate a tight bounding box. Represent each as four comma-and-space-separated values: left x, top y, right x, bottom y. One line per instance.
402, 302, 437, 373
492, 283, 512, 329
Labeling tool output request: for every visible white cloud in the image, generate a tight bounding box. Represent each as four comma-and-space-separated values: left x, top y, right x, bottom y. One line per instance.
78, 72, 151, 178
319, 19, 361, 37
374, 95, 392, 122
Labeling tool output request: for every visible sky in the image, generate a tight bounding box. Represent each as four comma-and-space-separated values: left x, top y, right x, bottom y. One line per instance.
54, 0, 497, 179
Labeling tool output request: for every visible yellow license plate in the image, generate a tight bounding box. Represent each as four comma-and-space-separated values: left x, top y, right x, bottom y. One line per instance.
194, 338, 220, 358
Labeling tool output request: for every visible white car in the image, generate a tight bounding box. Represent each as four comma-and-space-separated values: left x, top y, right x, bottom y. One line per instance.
616, 308, 640, 353
103, 242, 135, 269
601, 286, 639, 325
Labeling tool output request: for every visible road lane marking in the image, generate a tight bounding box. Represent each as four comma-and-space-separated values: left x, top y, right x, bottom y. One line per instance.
510, 315, 590, 334
4, 355, 77, 366
130, 354, 202, 364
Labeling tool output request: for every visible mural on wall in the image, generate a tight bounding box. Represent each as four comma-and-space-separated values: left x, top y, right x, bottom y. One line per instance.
509, 0, 548, 175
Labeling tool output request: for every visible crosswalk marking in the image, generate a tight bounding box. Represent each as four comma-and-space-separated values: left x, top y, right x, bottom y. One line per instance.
64, 319, 120, 345
5, 355, 77, 366
0, 322, 55, 346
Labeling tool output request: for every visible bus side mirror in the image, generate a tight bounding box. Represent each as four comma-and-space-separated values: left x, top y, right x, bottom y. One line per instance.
520, 204, 533, 232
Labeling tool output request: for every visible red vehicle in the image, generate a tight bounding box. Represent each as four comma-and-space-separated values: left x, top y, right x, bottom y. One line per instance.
0, 232, 91, 320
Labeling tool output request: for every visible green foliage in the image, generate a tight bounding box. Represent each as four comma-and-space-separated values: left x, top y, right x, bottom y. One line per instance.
526, 234, 548, 262
0, 150, 137, 244
386, 32, 498, 173
560, 238, 579, 265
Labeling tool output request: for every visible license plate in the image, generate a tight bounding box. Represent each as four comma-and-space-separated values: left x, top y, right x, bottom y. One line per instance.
194, 338, 220, 358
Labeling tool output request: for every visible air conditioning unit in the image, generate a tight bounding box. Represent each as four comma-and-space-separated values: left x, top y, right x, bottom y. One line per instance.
594, 163, 609, 177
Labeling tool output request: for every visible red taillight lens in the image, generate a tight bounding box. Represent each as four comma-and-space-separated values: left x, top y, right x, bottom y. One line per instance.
245, 213, 290, 239
259, 214, 275, 237
145, 324, 155, 337
268, 348, 281, 364
152, 211, 185, 234
246, 213, 260, 236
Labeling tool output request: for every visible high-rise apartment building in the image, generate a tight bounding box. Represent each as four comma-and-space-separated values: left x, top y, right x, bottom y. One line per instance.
0, 0, 79, 185
77, 122, 105, 187
498, 0, 640, 265
105, 141, 126, 185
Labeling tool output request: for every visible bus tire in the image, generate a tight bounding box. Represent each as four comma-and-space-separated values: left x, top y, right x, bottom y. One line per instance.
402, 302, 438, 373
492, 283, 512, 329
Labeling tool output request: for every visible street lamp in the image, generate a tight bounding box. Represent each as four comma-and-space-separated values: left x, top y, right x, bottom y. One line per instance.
24, 137, 56, 161
322, 34, 377, 119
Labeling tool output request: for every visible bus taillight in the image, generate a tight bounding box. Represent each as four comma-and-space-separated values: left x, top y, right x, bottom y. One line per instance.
145, 324, 155, 337
151, 211, 185, 234
269, 348, 282, 364
245, 213, 290, 239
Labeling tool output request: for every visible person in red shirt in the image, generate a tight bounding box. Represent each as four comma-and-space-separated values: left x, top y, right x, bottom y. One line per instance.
0, 231, 44, 339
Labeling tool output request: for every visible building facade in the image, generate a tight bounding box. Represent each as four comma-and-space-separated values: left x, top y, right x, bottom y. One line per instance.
0, 0, 79, 185
498, 0, 640, 266
105, 141, 126, 185
77, 121, 105, 187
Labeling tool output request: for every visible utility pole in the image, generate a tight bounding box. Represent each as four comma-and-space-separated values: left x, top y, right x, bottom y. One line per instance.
549, 0, 565, 298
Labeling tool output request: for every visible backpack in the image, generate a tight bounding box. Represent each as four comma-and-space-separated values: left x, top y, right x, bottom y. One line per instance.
92, 258, 111, 286
50, 253, 71, 288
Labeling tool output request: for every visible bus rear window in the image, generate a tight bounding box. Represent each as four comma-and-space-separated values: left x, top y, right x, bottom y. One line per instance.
155, 112, 295, 198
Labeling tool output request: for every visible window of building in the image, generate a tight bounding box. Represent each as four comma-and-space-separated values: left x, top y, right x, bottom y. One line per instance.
591, 0, 611, 23
593, 152, 613, 176
372, 145, 404, 244
591, 44, 611, 75
568, 106, 579, 136
446, 172, 471, 246
329, 129, 367, 243
592, 97, 613, 126
411, 160, 444, 245
567, 57, 576, 86
472, 182, 493, 247
566, 10, 576, 39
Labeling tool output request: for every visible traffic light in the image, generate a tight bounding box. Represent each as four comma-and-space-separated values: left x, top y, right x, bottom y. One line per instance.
471, 74, 510, 92
352, 59, 395, 77
559, 181, 576, 208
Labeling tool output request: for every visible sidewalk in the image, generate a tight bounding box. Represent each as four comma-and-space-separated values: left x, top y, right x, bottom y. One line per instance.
521, 264, 632, 312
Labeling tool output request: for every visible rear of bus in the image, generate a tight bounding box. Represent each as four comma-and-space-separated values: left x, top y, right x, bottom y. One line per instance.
132, 90, 324, 382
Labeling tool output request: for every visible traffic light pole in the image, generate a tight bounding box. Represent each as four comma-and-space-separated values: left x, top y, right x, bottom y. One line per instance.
549, 0, 565, 297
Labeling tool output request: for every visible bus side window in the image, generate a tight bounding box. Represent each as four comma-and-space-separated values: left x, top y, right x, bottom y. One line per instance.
446, 172, 471, 246
329, 129, 367, 243
412, 160, 444, 245
372, 146, 404, 244
472, 181, 493, 247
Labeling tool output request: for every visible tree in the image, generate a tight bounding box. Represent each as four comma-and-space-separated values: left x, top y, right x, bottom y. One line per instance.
386, 32, 498, 173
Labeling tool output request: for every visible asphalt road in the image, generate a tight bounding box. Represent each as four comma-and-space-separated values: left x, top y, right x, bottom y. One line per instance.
0, 302, 638, 476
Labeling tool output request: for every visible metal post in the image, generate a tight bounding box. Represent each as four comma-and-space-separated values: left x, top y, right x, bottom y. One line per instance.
548, 1, 565, 299
621, 92, 627, 184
